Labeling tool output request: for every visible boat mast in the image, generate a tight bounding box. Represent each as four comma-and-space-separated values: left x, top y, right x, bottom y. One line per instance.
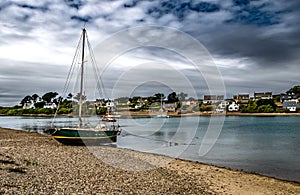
78, 28, 86, 127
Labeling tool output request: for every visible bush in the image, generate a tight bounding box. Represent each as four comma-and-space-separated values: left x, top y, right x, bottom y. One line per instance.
241, 105, 257, 113
257, 105, 274, 113
0, 108, 10, 114
256, 99, 276, 110
7, 109, 23, 115
57, 108, 72, 114
96, 107, 107, 115
200, 106, 213, 112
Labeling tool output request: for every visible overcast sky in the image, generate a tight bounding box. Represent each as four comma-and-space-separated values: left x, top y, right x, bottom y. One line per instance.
0, 0, 300, 106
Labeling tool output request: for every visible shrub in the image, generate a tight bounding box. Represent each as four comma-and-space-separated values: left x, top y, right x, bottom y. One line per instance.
57, 108, 72, 114
257, 105, 274, 113
241, 105, 257, 113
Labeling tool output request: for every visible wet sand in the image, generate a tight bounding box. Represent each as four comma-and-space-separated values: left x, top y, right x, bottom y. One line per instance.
0, 128, 299, 194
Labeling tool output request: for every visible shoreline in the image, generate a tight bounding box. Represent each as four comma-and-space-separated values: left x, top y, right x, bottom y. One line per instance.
1, 128, 299, 194
1, 111, 300, 118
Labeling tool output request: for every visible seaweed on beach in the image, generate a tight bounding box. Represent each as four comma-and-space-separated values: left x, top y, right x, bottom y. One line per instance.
8, 167, 26, 174
23, 159, 39, 166
0, 159, 18, 165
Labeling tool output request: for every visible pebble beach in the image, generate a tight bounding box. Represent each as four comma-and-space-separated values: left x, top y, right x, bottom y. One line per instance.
1, 128, 299, 194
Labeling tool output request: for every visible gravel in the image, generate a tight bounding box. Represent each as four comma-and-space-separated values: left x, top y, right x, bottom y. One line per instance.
1, 128, 299, 194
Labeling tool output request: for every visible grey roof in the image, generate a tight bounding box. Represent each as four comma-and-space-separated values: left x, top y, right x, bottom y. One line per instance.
282, 101, 297, 108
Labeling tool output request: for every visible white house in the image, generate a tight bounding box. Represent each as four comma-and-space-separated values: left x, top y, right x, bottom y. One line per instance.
43, 103, 57, 109
106, 101, 115, 108
216, 101, 230, 113
228, 102, 239, 112
282, 100, 297, 112
23, 102, 35, 109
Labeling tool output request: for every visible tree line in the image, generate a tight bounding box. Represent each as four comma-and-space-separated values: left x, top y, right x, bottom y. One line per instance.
0, 85, 299, 115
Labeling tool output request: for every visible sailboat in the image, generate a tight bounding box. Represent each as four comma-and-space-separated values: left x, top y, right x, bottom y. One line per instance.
47, 28, 121, 145
154, 95, 169, 118
102, 101, 118, 122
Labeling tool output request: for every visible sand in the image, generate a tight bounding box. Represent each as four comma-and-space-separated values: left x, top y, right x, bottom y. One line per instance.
0, 128, 299, 194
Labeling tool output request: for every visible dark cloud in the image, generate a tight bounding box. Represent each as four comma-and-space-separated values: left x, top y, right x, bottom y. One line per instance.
184, 1, 300, 69
16, 3, 48, 12
64, 0, 84, 10
146, 1, 220, 21
202, 24, 300, 67
233, 0, 250, 6
226, 5, 282, 26
71, 15, 92, 23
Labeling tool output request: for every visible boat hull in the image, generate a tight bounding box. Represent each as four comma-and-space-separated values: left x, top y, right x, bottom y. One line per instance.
50, 128, 120, 145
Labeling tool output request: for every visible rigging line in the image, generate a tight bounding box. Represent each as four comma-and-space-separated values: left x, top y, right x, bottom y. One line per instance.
51, 32, 83, 127
122, 130, 188, 145
63, 34, 83, 97
86, 33, 108, 99
85, 33, 103, 99
72, 47, 83, 96
87, 42, 103, 99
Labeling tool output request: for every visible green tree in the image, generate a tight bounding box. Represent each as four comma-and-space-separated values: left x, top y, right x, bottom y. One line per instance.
96, 107, 107, 115
67, 93, 73, 99
167, 92, 179, 103
60, 99, 72, 108
34, 101, 45, 108
257, 105, 274, 113
256, 99, 276, 110
32, 94, 39, 102
241, 101, 257, 113
241, 105, 257, 113
42, 92, 58, 103
146, 96, 156, 104
154, 93, 165, 102
54, 96, 63, 105
20, 95, 32, 106
73, 93, 86, 102
178, 92, 188, 101
287, 85, 300, 97
129, 96, 141, 104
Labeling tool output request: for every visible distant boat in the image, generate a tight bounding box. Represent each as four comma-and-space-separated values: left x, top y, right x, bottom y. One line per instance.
154, 95, 169, 118
102, 101, 118, 122
47, 28, 121, 145
102, 113, 121, 122
102, 115, 117, 122
153, 114, 169, 118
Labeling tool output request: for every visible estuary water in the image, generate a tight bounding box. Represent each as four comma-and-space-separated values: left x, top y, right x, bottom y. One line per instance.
0, 115, 299, 182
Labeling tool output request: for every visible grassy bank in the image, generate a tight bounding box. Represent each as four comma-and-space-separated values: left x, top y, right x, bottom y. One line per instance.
0, 128, 299, 194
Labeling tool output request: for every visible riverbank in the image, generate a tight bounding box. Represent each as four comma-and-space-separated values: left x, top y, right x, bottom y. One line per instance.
1, 128, 299, 194
1, 111, 300, 117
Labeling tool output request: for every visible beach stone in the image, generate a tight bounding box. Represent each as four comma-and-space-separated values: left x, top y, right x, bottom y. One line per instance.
0, 128, 300, 194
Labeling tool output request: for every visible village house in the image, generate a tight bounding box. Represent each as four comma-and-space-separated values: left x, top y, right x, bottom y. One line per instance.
181, 100, 198, 106
254, 92, 272, 100
280, 93, 298, 102
23, 101, 35, 109
282, 100, 298, 112
203, 95, 224, 104
215, 101, 226, 113
233, 94, 250, 104
164, 103, 177, 112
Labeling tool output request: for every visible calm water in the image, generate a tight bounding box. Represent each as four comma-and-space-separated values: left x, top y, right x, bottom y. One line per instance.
0, 116, 299, 182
